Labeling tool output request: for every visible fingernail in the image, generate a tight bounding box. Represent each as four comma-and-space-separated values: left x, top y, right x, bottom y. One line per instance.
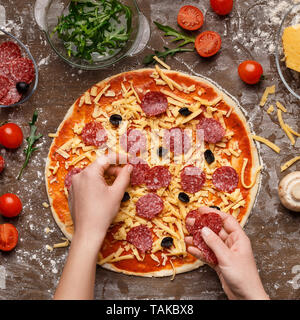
127, 164, 133, 173
202, 227, 211, 237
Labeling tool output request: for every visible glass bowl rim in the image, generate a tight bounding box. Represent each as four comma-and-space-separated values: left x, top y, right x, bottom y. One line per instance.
44, 0, 141, 70
275, 2, 300, 101
0, 28, 39, 109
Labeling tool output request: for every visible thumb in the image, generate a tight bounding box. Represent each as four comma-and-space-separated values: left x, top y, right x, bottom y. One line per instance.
111, 164, 133, 197
201, 227, 230, 265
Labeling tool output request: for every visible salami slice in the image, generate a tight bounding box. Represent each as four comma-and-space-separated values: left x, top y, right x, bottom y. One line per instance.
9, 57, 35, 84
81, 121, 108, 147
64, 167, 83, 190
163, 128, 191, 155
212, 166, 239, 193
0, 86, 22, 106
180, 165, 206, 194
197, 117, 225, 143
185, 209, 201, 235
193, 231, 218, 265
129, 158, 150, 186
141, 91, 168, 116
136, 193, 164, 220
0, 76, 10, 99
0, 63, 10, 78
186, 211, 223, 265
120, 128, 147, 155
126, 225, 153, 253
0, 41, 21, 63
186, 210, 223, 235
145, 166, 172, 191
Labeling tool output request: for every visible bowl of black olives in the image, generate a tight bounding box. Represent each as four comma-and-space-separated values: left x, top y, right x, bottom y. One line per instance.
0, 29, 38, 108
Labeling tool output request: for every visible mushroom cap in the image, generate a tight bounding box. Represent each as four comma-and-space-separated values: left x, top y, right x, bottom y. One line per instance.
278, 171, 300, 212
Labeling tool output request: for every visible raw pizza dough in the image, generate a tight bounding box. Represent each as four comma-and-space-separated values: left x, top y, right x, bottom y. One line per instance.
45, 68, 260, 277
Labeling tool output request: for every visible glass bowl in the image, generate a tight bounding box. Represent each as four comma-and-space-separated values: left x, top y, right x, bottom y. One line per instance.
34, 0, 150, 70
0, 29, 39, 108
275, 3, 300, 100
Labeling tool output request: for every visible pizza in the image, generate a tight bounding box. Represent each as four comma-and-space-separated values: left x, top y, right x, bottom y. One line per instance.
45, 66, 261, 278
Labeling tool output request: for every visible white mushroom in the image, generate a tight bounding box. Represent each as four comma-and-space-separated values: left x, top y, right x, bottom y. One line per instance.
278, 171, 300, 212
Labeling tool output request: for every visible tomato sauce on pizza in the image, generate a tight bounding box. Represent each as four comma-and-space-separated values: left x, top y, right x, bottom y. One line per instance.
45, 68, 260, 277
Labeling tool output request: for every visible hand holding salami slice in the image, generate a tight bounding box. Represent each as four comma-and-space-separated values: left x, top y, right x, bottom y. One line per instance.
185, 209, 223, 265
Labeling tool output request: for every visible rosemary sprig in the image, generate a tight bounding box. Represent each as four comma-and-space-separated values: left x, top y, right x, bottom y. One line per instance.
17, 110, 43, 180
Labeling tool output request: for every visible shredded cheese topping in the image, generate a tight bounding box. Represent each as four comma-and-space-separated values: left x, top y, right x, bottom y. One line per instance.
260, 85, 275, 107
47, 68, 258, 271
252, 134, 280, 153
277, 109, 295, 146
281, 155, 300, 172
241, 158, 262, 189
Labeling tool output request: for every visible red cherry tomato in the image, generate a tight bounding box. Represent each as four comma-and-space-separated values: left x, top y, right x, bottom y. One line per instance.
177, 5, 204, 31
0, 123, 23, 149
0, 155, 4, 173
0, 224, 18, 251
195, 31, 222, 58
210, 0, 233, 15
238, 60, 264, 84
0, 193, 22, 218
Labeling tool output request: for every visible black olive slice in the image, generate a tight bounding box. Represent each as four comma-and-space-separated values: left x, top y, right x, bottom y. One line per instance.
121, 191, 130, 202
179, 107, 192, 117
209, 205, 220, 211
178, 192, 190, 203
16, 82, 29, 94
109, 114, 122, 126
157, 146, 167, 157
204, 149, 215, 164
161, 237, 173, 248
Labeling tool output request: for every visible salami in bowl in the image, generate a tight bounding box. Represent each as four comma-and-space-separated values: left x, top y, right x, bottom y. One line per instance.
0, 29, 38, 108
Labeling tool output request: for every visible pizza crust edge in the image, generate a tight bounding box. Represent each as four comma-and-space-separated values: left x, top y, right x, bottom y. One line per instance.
45, 68, 261, 277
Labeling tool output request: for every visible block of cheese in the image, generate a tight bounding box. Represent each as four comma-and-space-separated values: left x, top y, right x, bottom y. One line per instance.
282, 24, 300, 72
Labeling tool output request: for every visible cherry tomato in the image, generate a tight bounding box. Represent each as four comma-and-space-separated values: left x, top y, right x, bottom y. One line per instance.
210, 0, 233, 15
238, 60, 264, 84
195, 31, 222, 58
0, 223, 18, 251
177, 5, 204, 31
0, 155, 4, 173
0, 123, 23, 149
0, 193, 22, 218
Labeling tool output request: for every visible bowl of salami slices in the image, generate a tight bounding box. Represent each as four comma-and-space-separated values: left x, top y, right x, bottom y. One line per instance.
0, 29, 38, 108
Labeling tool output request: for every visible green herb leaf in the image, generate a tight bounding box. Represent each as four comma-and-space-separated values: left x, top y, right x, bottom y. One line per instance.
143, 47, 194, 65
154, 22, 195, 47
17, 110, 43, 180
53, 0, 132, 63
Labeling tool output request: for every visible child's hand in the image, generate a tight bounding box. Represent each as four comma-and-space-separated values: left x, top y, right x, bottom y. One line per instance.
185, 207, 269, 300
68, 155, 132, 248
